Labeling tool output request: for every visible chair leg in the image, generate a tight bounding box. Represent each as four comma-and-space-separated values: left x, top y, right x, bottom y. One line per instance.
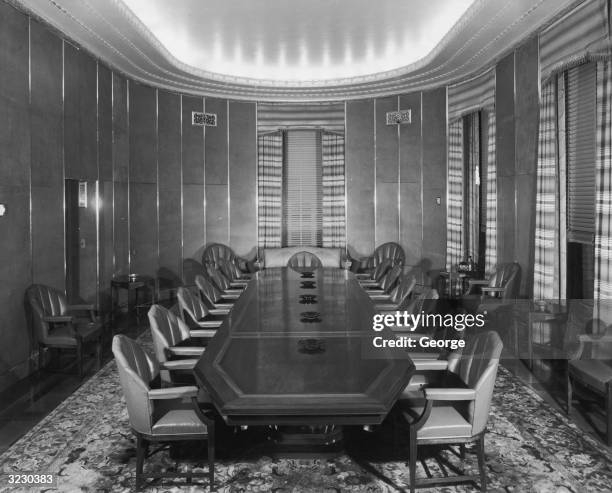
135, 435, 145, 490
76, 341, 83, 379
408, 430, 417, 493
459, 443, 466, 460
38, 344, 45, 371
476, 435, 487, 492
566, 370, 573, 415
96, 337, 102, 371
208, 428, 215, 491
606, 382, 612, 447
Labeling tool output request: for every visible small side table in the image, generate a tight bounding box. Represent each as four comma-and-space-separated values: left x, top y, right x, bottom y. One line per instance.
111, 274, 157, 332
527, 303, 567, 370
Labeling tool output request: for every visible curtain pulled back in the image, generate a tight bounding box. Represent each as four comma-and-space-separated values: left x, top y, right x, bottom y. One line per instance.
446, 119, 464, 271
257, 132, 283, 248
322, 132, 345, 248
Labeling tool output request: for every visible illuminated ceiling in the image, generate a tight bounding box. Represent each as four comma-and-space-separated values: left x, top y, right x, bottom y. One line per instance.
15, 0, 581, 101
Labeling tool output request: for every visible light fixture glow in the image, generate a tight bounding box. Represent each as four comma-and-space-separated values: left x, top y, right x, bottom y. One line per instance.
121, 0, 475, 82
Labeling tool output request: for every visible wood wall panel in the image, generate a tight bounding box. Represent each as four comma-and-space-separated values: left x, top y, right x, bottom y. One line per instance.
346, 100, 375, 257
205, 184, 229, 246
399, 93, 422, 184
113, 181, 130, 275
375, 96, 399, 244
229, 101, 257, 258
129, 182, 158, 276
128, 83, 157, 184
205, 98, 228, 185
183, 184, 205, 259
0, 3, 32, 390
112, 75, 129, 183
421, 88, 447, 270
98, 65, 113, 182
181, 95, 204, 185
64, 44, 97, 180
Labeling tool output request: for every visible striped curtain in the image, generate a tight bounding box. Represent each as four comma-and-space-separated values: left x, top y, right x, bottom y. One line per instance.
257, 132, 283, 248
322, 132, 346, 247
484, 109, 498, 274
594, 60, 612, 313
533, 80, 559, 300
466, 113, 480, 262
446, 119, 464, 271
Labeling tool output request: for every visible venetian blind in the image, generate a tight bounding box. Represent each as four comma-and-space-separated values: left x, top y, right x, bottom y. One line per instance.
567, 62, 596, 244
282, 130, 322, 247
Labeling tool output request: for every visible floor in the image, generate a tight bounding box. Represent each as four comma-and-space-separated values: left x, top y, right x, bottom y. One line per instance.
0, 323, 610, 458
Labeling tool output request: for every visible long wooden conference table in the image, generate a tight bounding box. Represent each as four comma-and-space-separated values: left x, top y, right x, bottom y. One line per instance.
194, 267, 414, 447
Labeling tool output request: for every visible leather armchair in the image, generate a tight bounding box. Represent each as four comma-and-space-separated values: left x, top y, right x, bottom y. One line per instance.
112, 335, 214, 490
148, 304, 206, 385
217, 257, 251, 283
182, 258, 207, 287
26, 284, 102, 378
202, 243, 254, 274
373, 275, 417, 311
287, 251, 323, 269
176, 287, 224, 337
566, 315, 612, 445
205, 265, 245, 294
398, 331, 503, 492
194, 274, 235, 314
355, 242, 405, 274
364, 264, 402, 296
357, 258, 392, 284
462, 262, 521, 313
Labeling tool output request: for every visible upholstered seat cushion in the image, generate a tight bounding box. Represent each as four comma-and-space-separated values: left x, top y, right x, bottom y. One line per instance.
45, 321, 100, 346
403, 405, 472, 440
569, 360, 612, 393
152, 409, 208, 436
263, 247, 342, 268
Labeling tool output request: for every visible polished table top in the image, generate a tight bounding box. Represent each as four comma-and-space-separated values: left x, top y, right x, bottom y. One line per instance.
194, 268, 414, 426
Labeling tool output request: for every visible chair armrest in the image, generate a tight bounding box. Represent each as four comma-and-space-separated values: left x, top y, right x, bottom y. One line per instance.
221, 293, 241, 300
149, 385, 199, 400
467, 279, 489, 287
68, 304, 95, 311
168, 346, 205, 357
43, 315, 74, 323
481, 287, 505, 294
424, 387, 476, 401
190, 329, 217, 338
223, 289, 243, 296
161, 359, 198, 371
197, 319, 223, 328
413, 359, 449, 371
369, 293, 392, 301
209, 308, 231, 315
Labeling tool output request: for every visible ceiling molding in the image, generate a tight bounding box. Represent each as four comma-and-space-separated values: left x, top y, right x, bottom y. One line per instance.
12, 0, 584, 101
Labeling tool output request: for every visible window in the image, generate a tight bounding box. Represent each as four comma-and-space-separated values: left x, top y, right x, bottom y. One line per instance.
257, 128, 345, 249
283, 130, 322, 247
565, 61, 596, 299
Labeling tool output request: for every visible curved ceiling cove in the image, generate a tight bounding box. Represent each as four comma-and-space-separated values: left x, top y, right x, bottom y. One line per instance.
16, 0, 579, 101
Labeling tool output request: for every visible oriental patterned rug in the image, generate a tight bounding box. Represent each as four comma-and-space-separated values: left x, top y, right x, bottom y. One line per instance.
1, 334, 611, 492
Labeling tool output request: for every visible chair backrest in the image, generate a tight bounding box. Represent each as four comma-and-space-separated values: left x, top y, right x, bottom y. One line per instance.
182, 258, 207, 286
287, 251, 323, 269
202, 243, 236, 269
372, 242, 405, 268
378, 264, 402, 293
148, 304, 191, 364
218, 258, 241, 281
177, 286, 210, 324
389, 275, 417, 307
195, 274, 223, 307
404, 287, 439, 315
112, 335, 158, 435
488, 262, 521, 299
26, 284, 69, 342
206, 265, 231, 291
372, 258, 392, 282
447, 331, 503, 436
